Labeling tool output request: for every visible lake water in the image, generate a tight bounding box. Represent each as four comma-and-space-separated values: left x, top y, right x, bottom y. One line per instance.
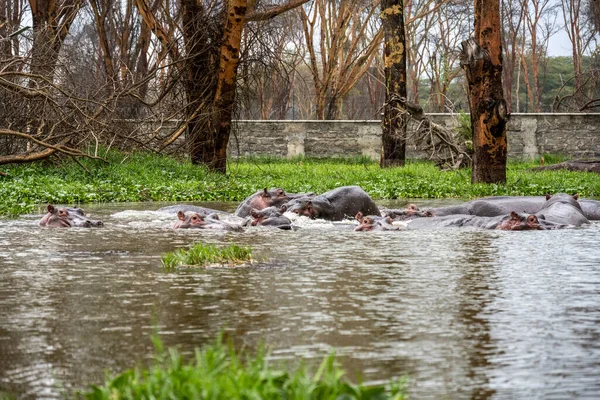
1, 200, 599, 399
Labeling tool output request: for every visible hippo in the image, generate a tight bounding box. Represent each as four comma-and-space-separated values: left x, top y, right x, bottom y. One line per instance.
284, 186, 380, 221
406, 212, 553, 230
354, 212, 399, 231
39, 205, 104, 228
414, 195, 600, 220
173, 211, 243, 231
234, 188, 314, 218
496, 212, 545, 230
534, 193, 589, 227
384, 204, 434, 221
250, 207, 293, 230
157, 204, 228, 216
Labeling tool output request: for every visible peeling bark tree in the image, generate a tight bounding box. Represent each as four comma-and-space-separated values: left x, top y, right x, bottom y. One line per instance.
460, 0, 508, 183
380, 0, 407, 168
136, 0, 308, 173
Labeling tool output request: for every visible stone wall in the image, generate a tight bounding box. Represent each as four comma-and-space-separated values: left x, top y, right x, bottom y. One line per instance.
228, 113, 600, 160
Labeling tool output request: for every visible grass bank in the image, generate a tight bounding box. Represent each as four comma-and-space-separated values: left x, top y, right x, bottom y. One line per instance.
1, 152, 598, 217
79, 336, 406, 399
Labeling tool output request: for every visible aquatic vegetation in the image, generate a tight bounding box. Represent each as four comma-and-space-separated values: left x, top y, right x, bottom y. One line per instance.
79, 336, 407, 399
1, 151, 597, 217
161, 243, 253, 270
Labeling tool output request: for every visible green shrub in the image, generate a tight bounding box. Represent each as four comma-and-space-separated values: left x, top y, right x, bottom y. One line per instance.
79, 336, 407, 400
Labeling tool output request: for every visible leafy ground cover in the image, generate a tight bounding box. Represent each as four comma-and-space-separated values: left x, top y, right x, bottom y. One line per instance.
79, 336, 406, 400
161, 243, 253, 270
1, 152, 598, 217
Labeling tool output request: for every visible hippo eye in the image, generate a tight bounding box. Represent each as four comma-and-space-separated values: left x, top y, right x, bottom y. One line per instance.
527, 215, 537, 223
277, 190, 284, 196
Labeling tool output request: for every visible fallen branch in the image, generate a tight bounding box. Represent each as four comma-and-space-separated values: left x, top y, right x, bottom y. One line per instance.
386, 94, 472, 169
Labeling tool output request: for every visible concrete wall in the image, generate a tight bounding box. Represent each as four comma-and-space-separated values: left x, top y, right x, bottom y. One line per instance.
228, 113, 600, 160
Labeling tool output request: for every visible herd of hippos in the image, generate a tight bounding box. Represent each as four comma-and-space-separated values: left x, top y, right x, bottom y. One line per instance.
38, 185, 600, 231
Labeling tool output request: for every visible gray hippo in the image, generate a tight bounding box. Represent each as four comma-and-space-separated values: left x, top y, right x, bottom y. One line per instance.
534, 193, 589, 227
386, 194, 600, 221
406, 212, 556, 230
354, 212, 399, 231
383, 204, 434, 221
250, 207, 293, 230
234, 188, 314, 218
284, 186, 380, 221
39, 205, 103, 228
406, 193, 586, 230
173, 211, 243, 231
157, 204, 228, 216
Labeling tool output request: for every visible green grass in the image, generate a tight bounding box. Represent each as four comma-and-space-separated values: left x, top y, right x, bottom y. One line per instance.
161, 243, 253, 270
79, 336, 406, 400
0, 151, 598, 217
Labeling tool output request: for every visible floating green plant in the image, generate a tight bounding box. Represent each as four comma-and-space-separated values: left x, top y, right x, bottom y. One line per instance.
161, 243, 253, 270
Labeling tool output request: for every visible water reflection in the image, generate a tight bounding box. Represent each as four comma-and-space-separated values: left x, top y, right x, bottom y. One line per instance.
1, 201, 600, 399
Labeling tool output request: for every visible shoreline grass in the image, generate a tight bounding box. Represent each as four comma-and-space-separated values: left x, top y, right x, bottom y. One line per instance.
79, 336, 407, 400
1, 151, 598, 217
161, 243, 253, 270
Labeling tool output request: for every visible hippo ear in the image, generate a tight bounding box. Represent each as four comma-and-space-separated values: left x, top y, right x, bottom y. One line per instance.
47, 204, 55, 213
261, 188, 269, 198
572, 193, 579, 200
177, 211, 185, 221
509, 211, 519, 219
355, 211, 364, 221
545, 193, 552, 201
424, 211, 434, 217
385, 217, 393, 224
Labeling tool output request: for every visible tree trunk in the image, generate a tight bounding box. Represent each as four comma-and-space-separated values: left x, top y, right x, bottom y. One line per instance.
460, 0, 508, 183
380, 0, 407, 168
190, 0, 247, 172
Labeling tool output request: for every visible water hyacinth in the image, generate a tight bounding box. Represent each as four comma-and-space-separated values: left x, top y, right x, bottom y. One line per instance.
1, 151, 598, 217
79, 336, 407, 400
161, 243, 253, 270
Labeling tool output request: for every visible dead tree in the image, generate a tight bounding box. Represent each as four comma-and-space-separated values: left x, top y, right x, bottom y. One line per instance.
460, 0, 508, 184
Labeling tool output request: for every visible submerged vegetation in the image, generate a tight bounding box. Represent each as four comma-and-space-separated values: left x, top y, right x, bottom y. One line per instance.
161, 243, 253, 270
1, 151, 598, 217
80, 336, 406, 400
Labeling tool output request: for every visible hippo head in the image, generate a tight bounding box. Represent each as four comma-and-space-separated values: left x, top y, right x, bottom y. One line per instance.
496, 212, 544, 231
39, 205, 103, 228
286, 200, 318, 219
173, 211, 210, 229
249, 188, 290, 211
355, 214, 396, 231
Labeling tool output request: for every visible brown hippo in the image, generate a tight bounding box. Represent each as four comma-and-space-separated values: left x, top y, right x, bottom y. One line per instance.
234, 188, 313, 218
39, 205, 103, 228
173, 211, 243, 231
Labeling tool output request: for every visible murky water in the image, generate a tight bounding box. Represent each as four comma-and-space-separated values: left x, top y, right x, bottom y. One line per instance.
1, 200, 600, 399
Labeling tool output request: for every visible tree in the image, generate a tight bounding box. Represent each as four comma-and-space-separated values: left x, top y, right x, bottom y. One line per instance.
380, 0, 408, 167
298, 0, 383, 120
460, 0, 508, 183
137, 0, 308, 173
